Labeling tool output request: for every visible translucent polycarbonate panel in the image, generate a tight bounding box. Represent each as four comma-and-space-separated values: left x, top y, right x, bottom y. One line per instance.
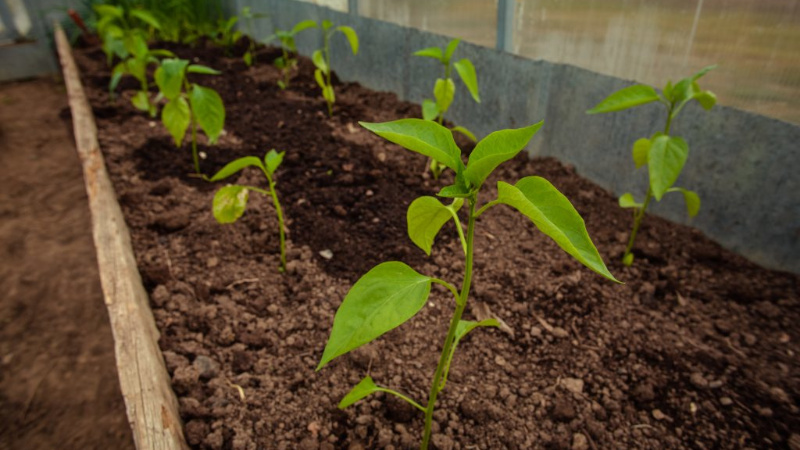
295, 0, 348, 12
5, 0, 31, 36
361, 0, 498, 48
514, 0, 800, 124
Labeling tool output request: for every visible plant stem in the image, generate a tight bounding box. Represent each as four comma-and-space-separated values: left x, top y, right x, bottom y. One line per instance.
377, 388, 426, 412
262, 169, 287, 272
420, 198, 476, 450
623, 187, 652, 261
190, 112, 201, 175
324, 31, 333, 117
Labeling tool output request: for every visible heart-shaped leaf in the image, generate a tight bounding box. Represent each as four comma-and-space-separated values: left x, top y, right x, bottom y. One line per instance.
162, 97, 190, 146
632, 138, 651, 168
155, 58, 188, 101
213, 185, 249, 224
648, 135, 688, 200
434, 78, 455, 115
189, 85, 225, 143
422, 99, 438, 121
407, 197, 463, 255
618, 193, 642, 209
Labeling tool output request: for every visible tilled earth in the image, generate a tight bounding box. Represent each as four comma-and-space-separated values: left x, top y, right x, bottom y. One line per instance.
75, 41, 799, 449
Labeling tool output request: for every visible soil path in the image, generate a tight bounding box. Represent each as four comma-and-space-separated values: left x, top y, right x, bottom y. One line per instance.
0, 78, 133, 450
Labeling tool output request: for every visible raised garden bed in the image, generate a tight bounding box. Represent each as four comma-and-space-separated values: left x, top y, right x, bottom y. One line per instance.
62, 29, 799, 450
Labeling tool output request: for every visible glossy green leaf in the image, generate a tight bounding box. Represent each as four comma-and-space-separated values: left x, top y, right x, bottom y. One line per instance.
648, 135, 688, 201
312, 50, 328, 74
314, 69, 326, 88
317, 262, 433, 370
437, 183, 471, 199
618, 193, 642, 209
187, 65, 221, 75
422, 99, 438, 121
189, 85, 225, 143
265, 149, 285, 175
291, 19, 317, 35
694, 91, 716, 110
464, 122, 543, 188
213, 185, 249, 224
130, 9, 161, 29
162, 97, 190, 146
126, 34, 149, 58
586, 85, 660, 114
444, 39, 460, 61
413, 46, 443, 61
434, 78, 455, 115
496, 177, 619, 282
155, 59, 188, 100
407, 197, 463, 255
338, 376, 380, 409
131, 91, 150, 112
359, 119, 462, 172
667, 187, 700, 217
210, 156, 264, 182
632, 138, 651, 168
453, 59, 480, 103
337, 26, 359, 54
323, 85, 335, 104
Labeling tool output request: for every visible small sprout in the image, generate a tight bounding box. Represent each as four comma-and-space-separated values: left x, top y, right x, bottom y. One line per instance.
317, 119, 618, 449
211, 15, 242, 56
108, 34, 174, 117
414, 38, 481, 178
587, 65, 717, 266
266, 20, 317, 87
311, 20, 359, 116
93, 4, 162, 66
210, 150, 288, 272
155, 59, 226, 175
241, 7, 269, 66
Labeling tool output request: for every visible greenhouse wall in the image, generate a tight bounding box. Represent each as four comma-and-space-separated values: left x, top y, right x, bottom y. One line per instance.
234, 0, 800, 274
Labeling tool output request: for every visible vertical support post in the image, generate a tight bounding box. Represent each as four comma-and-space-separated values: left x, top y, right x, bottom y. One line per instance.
348, 0, 359, 16
0, 0, 20, 41
496, 0, 514, 52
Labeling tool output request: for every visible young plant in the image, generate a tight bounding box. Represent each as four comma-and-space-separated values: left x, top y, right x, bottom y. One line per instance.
266, 20, 317, 88
211, 15, 242, 56
109, 34, 174, 117
93, 4, 162, 65
155, 58, 226, 175
587, 65, 717, 266
241, 7, 269, 67
317, 119, 619, 449
414, 38, 481, 178
311, 20, 359, 116
210, 150, 288, 272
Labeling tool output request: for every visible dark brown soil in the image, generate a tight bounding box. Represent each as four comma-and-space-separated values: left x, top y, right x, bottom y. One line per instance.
74, 42, 799, 450
0, 79, 134, 449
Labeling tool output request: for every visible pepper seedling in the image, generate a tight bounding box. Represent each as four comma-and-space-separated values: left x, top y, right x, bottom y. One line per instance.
93, 4, 161, 66
266, 19, 317, 89
109, 34, 174, 117
241, 7, 269, 67
317, 119, 619, 449
414, 38, 480, 178
587, 65, 717, 266
155, 58, 226, 175
210, 150, 288, 272
211, 15, 242, 56
311, 20, 359, 116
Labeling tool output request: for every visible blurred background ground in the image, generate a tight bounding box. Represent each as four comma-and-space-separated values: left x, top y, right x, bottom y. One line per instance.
0, 77, 133, 450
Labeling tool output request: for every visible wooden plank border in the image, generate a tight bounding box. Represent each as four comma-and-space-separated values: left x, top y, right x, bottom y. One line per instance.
54, 24, 188, 450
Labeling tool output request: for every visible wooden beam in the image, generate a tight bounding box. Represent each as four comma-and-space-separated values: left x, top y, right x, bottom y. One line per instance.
54, 23, 188, 450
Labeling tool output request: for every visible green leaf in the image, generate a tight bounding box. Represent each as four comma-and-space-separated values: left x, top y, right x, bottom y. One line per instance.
213, 185, 249, 224
323, 85, 335, 105
314, 69, 326, 89
444, 39, 460, 61
93, 4, 123, 19
496, 177, 619, 282
453, 59, 480, 103
663, 80, 674, 102
243, 51, 252, 66
131, 91, 150, 112
407, 197, 463, 255
434, 78, 455, 115
322, 19, 333, 30
210, 156, 264, 182
437, 183, 471, 199
694, 91, 716, 110
464, 122, 543, 188
632, 138, 651, 168
130, 9, 161, 29
451, 126, 477, 142
189, 85, 225, 143
359, 119, 462, 172
422, 99, 438, 121
413, 46, 443, 61
622, 252, 634, 266
162, 97, 190, 146
291, 19, 317, 35
265, 149, 285, 175
312, 50, 328, 74
691, 64, 717, 82
187, 65, 221, 75
586, 85, 660, 114
338, 376, 380, 409
126, 33, 149, 58
648, 135, 688, 201
317, 262, 433, 370
337, 26, 359, 54
667, 187, 700, 217
155, 59, 188, 100
109, 70, 123, 94
618, 193, 642, 209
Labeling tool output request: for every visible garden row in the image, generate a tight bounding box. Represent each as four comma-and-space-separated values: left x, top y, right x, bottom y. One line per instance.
68, 5, 800, 450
